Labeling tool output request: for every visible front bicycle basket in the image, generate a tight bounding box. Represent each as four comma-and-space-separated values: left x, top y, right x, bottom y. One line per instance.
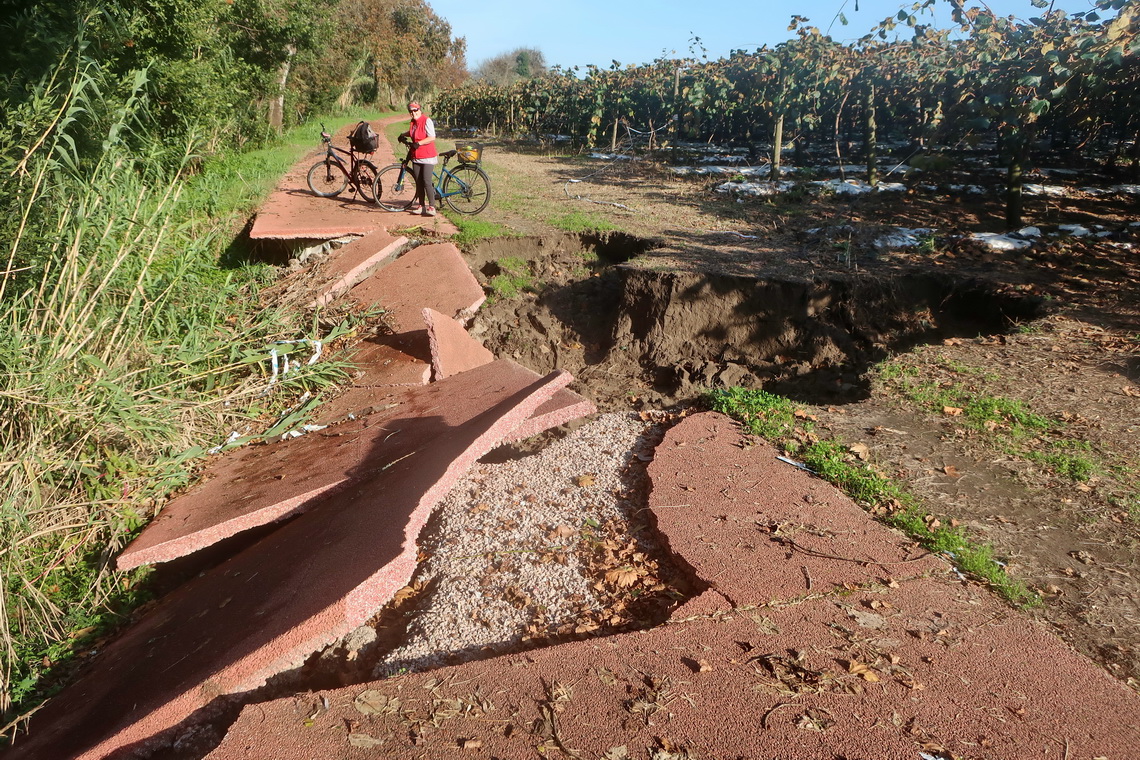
456, 142, 482, 165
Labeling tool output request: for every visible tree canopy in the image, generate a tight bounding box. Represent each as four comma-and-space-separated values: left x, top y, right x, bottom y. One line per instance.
473, 47, 548, 86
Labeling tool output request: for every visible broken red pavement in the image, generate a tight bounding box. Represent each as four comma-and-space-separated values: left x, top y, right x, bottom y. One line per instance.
11, 363, 577, 760
421, 306, 595, 442
308, 229, 407, 307
345, 242, 485, 330
203, 412, 1140, 760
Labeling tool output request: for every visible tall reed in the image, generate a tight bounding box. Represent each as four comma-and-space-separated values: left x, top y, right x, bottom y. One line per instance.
0, 41, 345, 730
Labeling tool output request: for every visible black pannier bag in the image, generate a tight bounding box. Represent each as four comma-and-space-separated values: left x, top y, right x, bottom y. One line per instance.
349, 121, 379, 153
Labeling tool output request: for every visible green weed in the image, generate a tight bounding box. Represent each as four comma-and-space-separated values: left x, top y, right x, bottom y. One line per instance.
488, 256, 534, 300
1026, 449, 1096, 482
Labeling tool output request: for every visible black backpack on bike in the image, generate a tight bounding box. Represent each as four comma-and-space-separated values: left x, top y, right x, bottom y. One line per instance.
349, 121, 379, 153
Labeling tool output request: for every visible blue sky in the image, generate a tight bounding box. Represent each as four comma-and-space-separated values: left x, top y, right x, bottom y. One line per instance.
427, 0, 1102, 71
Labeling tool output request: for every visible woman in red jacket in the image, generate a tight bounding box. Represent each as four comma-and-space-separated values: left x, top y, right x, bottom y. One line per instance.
404, 101, 437, 216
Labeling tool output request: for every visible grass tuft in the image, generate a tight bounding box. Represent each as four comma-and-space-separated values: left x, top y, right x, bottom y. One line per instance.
550, 212, 619, 233
488, 256, 535, 300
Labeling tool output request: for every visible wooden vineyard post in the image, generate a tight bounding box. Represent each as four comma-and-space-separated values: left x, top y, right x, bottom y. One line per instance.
770, 112, 784, 181
865, 79, 878, 188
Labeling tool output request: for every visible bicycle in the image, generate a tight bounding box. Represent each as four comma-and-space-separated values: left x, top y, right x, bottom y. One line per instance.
306, 124, 379, 204
372, 146, 491, 214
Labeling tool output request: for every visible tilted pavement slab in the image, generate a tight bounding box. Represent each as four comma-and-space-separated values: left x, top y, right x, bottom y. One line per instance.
344, 242, 485, 331
423, 307, 495, 380
203, 411, 1140, 759
11, 363, 576, 760
308, 229, 408, 307
117, 360, 576, 570
304, 243, 489, 423
421, 306, 596, 442
500, 389, 597, 444
646, 411, 944, 605
316, 311, 593, 439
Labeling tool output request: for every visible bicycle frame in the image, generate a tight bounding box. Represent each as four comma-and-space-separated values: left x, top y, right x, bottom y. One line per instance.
322, 141, 363, 188
306, 124, 380, 203
373, 143, 490, 214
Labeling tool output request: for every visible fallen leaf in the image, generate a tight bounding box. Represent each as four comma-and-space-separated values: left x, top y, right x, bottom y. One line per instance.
353, 690, 399, 716
605, 567, 639, 588
942, 406, 963, 416
604, 747, 631, 760
983, 420, 999, 432
392, 586, 416, 605
698, 659, 713, 672
460, 738, 483, 750
574, 474, 596, 487
849, 442, 870, 461
553, 523, 576, 538
1121, 386, 1139, 397
942, 465, 960, 478
348, 733, 385, 748
846, 660, 881, 682
847, 608, 887, 629
942, 337, 963, 346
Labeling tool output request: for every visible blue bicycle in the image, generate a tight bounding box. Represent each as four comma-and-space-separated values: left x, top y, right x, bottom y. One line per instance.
373, 145, 491, 214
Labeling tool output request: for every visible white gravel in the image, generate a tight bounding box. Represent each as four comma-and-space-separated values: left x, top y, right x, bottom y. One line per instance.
366, 412, 656, 677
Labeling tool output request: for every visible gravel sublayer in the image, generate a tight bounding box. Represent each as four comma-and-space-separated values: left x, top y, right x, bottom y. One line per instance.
363, 412, 657, 676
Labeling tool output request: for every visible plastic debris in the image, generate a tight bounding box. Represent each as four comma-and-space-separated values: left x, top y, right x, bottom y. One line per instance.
970, 232, 1032, 251
777, 455, 816, 474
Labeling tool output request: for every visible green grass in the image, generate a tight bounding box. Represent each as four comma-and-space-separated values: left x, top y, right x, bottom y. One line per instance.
488, 256, 535, 300
549, 211, 620, 233
449, 216, 516, 248
877, 359, 1107, 485
705, 387, 1038, 607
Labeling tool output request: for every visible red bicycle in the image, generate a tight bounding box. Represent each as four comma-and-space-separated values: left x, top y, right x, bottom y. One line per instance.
306, 123, 379, 204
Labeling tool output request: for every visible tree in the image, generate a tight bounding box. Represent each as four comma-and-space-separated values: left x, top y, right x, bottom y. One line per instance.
473, 47, 546, 86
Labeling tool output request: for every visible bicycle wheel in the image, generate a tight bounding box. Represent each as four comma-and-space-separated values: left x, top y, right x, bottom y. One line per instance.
442, 165, 491, 214
374, 164, 417, 211
353, 160, 379, 204
307, 159, 348, 197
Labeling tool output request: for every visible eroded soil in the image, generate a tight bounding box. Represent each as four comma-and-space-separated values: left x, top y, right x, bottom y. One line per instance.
452, 137, 1140, 689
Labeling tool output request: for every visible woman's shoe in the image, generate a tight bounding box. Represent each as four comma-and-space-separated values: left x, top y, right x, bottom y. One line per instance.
422, 206, 436, 217
406, 204, 422, 213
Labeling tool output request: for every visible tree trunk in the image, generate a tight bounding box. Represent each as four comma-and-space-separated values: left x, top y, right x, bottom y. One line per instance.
834, 90, 851, 181
1005, 129, 1029, 230
1130, 125, 1140, 182
268, 44, 297, 133
865, 80, 878, 187
770, 112, 784, 181
794, 118, 806, 166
